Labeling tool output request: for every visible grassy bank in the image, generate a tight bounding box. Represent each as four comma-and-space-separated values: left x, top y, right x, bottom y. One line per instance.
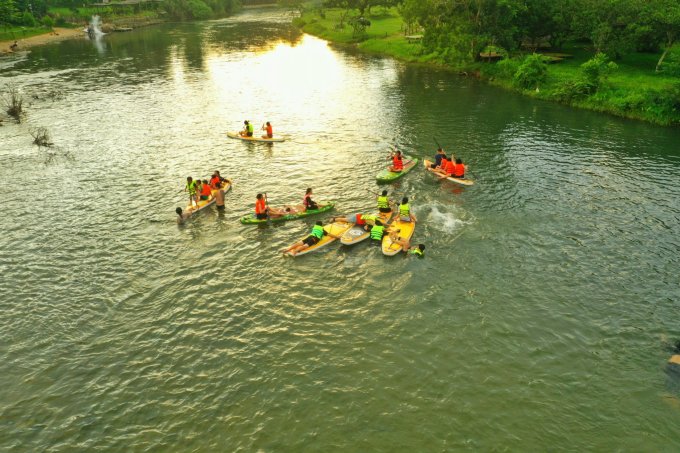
295, 7, 680, 126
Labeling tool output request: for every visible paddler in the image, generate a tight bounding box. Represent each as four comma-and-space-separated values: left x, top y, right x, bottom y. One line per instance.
255, 193, 269, 220
368, 219, 387, 241
451, 158, 467, 178
376, 190, 392, 215
434, 154, 450, 176
281, 221, 340, 256
209, 170, 228, 189
261, 121, 273, 139
398, 197, 417, 222
239, 120, 254, 137
185, 176, 198, 207
430, 147, 445, 168
303, 188, 324, 211
388, 149, 404, 172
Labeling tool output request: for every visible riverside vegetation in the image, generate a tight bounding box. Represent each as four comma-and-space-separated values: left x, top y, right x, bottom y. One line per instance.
293, 0, 680, 126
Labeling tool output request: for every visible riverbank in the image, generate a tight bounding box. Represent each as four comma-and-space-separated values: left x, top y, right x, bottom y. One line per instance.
294, 7, 680, 127
0, 28, 83, 55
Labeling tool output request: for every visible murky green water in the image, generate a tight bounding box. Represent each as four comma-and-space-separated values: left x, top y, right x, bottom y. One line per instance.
2, 8, 680, 452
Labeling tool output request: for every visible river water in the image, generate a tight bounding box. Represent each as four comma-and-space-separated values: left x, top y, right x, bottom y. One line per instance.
2, 8, 680, 452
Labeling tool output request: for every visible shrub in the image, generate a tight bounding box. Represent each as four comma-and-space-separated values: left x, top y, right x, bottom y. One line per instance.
42, 15, 54, 29
513, 53, 547, 89
580, 53, 618, 94
494, 58, 520, 79
22, 11, 37, 27
552, 78, 594, 103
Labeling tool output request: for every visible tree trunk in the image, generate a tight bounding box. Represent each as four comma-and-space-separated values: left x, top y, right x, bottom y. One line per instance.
656, 33, 675, 73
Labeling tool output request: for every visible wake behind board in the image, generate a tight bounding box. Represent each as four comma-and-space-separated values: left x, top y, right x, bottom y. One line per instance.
382, 218, 416, 256
227, 131, 285, 143
376, 156, 419, 183
423, 159, 474, 186
287, 222, 353, 257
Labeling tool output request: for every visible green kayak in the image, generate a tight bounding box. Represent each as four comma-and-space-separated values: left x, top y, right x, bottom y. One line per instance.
239, 202, 335, 224
376, 157, 419, 183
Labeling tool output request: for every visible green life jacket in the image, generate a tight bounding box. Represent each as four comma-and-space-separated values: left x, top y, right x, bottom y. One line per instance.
247, 122, 254, 133
311, 224, 325, 239
399, 203, 410, 217
377, 196, 389, 209
362, 214, 378, 224
186, 181, 197, 195
410, 248, 424, 257
370, 224, 384, 240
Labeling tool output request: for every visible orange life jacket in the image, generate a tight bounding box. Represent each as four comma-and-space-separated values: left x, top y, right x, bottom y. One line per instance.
200, 184, 212, 197
209, 176, 220, 188
255, 199, 266, 214
392, 155, 403, 170
453, 163, 465, 177
445, 160, 455, 174
266, 124, 273, 137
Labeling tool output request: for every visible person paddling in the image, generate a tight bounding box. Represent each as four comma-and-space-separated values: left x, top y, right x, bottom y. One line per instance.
261, 121, 273, 139
199, 179, 212, 201
303, 188, 323, 211
376, 190, 393, 216
240, 120, 254, 137
255, 193, 268, 220
388, 149, 404, 172
398, 197, 417, 222
430, 147, 445, 169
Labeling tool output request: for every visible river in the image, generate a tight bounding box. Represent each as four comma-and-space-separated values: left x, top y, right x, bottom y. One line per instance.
1, 8, 680, 452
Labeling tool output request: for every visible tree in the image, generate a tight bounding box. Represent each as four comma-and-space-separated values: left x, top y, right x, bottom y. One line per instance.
648, 0, 680, 72
0, 0, 17, 28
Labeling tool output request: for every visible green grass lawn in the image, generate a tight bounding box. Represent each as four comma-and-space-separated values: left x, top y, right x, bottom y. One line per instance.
0, 26, 54, 42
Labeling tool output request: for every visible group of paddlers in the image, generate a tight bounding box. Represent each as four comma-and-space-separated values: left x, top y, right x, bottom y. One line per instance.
239, 120, 274, 139
387, 147, 466, 179
175, 171, 231, 222
280, 189, 424, 257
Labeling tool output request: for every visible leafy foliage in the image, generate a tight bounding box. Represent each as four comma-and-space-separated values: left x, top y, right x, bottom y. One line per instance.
513, 53, 547, 89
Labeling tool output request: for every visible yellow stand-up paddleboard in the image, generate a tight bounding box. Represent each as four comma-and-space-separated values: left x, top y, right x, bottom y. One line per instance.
227, 131, 286, 143
184, 181, 232, 215
382, 218, 416, 256
340, 212, 392, 245
423, 159, 474, 186
287, 222, 353, 257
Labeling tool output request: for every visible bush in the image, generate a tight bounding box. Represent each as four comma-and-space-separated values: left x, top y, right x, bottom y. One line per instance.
580, 53, 618, 94
494, 58, 520, 79
22, 11, 37, 27
552, 78, 592, 103
513, 53, 548, 89
42, 15, 54, 29
187, 0, 212, 20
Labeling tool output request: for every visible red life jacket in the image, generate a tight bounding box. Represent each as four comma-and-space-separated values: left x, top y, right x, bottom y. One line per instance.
200, 184, 212, 197
255, 199, 266, 214
392, 155, 403, 170
209, 176, 220, 188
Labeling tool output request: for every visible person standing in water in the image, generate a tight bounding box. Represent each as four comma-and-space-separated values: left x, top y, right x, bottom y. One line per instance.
262, 121, 273, 139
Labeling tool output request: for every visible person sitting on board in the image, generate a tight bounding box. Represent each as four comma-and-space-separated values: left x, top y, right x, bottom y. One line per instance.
451, 158, 466, 178
431, 147, 445, 168
210, 171, 229, 189
377, 190, 392, 216
255, 193, 269, 220
262, 121, 273, 139
281, 221, 339, 256
303, 187, 323, 211
398, 197, 417, 222
199, 179, 212, 201
433, 154, 450, 176
388, 150, 404, 172
240, 120, 254, 137
368, 219, 387, 241
386, 228, 412, 250
438, 157, 456, 179
185, 176, 199, 207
